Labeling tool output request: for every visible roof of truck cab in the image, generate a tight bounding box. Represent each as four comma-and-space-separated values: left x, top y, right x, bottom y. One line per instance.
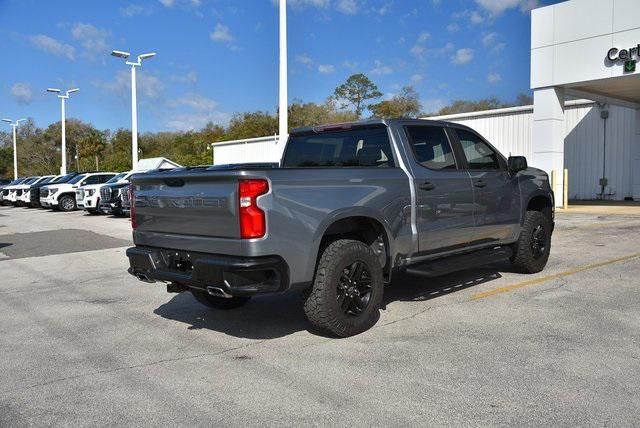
290, 118, 475, 135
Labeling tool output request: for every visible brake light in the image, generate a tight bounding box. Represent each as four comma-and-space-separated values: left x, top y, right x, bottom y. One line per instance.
129, 186, 137, 229
239, 179, 269, 239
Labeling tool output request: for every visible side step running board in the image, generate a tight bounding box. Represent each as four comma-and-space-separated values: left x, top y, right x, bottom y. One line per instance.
405, 246, 513, 278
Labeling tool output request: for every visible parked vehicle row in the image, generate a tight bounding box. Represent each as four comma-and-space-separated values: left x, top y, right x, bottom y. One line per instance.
0, 170, 140, 217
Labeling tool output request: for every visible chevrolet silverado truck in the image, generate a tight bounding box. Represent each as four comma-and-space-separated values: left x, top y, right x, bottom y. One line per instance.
127, 119, 554, 337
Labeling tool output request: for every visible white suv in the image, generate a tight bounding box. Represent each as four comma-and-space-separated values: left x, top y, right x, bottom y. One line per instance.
75, 172, 120, 214
6, 176, 39, 206
41, 172, 117, 212
15, 175, 55, 206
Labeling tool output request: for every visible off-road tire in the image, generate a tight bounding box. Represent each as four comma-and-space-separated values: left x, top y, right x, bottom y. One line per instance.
511, 210, 552, 274
304, 239, 384, 337
191, 289, 250, 310
58, 195, 77, 212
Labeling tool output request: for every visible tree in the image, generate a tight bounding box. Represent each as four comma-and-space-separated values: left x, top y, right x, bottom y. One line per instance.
288, 99, 358, 129
514, 92, 533, 106
369, 86, 422, 119
224, 111, 278, 141
333, 73, 382, 117
430, 97, 503, 116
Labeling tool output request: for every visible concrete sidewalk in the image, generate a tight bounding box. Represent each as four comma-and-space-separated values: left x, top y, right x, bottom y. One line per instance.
558, 201, 640, 216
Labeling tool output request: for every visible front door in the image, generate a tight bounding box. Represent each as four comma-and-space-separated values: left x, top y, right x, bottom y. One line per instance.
405, 125, 476, 254
452, 128, 521, 243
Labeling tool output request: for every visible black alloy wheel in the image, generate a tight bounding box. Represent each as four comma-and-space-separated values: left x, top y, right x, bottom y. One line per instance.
337, 260, 373, 316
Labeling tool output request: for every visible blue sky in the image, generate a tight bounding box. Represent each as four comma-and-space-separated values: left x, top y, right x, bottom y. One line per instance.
0, 0, 563, 133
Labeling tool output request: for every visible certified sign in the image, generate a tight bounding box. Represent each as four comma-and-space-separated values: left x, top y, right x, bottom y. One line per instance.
607, 45, 639, 72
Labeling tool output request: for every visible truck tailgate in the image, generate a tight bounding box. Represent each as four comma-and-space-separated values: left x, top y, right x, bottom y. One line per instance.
134, 172, 240, 239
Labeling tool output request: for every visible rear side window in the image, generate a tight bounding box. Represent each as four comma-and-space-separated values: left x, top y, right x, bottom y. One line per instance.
455, 129, 502, 170
282, 127, 395, 168
406, 126, 457, 170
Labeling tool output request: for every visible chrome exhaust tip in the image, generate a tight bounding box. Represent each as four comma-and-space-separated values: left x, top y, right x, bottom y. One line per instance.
206, 286, 233, 299
136, 273, 155, 283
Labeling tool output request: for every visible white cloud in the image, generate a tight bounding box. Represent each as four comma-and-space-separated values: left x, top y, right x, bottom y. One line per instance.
454, 9, 484, 25
210, 23, 234, 43
295, 54, 313, 67
318, 64, 335, 74
71, 23, 109, 59
120, 4, 145, 16
411, 74, 424, 84
10, 83, 32, 105
370, 60, 392, 75
451, 48, 474, 66
482, 32, 497, 47
482, 32, 506, 54
342, 60, 358, 69
438, 42, 455, 55
28, 35, 75, 60
169, 92, 217, 111
410, 44, 426, 58
417, 31, 430, 43
286, 0, 330, 8
170, 71, 198, 84
159, 0, 174, 6
93, 69, 163, 101
167, 111, 231, 131
337, 0, 358, 14
487, 73, 502, 84
447, 23, 459, 32
475, 0, 539, 15
166, 92, 229, 130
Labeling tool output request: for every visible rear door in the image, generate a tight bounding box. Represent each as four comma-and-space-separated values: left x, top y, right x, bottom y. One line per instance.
404, 125, 476, 254
451, 127, 520, 243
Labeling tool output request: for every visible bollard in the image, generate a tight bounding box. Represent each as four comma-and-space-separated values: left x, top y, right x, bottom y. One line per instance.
563, 169, 569, 210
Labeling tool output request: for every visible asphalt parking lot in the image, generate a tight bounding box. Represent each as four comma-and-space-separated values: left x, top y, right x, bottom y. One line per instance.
1, 205, 639, 426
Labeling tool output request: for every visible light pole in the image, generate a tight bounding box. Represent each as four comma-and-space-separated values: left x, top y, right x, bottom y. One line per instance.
2, 118, 26, 180
110, 50, 156, 169
279, 0, 288, 148
47, 88, 79, 175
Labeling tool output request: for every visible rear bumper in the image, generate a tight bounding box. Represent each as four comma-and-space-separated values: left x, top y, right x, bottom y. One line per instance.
126, 246, 290, 297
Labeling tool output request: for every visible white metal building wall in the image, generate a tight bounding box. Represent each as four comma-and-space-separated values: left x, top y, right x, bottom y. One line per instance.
431, 102, 637, 201
212, 136, 281, 165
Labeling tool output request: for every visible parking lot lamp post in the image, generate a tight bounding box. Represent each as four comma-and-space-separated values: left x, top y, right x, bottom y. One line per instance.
2, 118, 26, 180
47, 88, 79, 175
110, 50, 156, 169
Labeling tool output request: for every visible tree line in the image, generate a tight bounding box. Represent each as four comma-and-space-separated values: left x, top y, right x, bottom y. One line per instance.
0, 73, 532, 177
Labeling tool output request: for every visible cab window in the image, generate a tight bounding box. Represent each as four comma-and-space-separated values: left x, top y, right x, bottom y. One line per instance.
455, 129, 502, 170
405, 126, 457, 170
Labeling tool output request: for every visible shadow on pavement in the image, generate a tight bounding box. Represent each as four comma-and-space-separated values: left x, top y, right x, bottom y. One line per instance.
153, 262, 507, 339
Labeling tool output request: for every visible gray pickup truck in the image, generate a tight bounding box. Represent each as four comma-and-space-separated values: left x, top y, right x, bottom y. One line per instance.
127, 119, 554, 337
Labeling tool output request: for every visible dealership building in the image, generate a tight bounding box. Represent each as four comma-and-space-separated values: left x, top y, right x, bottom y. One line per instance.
214, 0, 640, 206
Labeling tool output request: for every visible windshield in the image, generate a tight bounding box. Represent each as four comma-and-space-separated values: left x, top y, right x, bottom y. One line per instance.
282, 126, 395, 168
39, 176, 55, 184
68, 174, 87, 184
23, 177, 39, 185
106, 172, 127, 184
53, 173, 76, 183
8, 178, 24, 185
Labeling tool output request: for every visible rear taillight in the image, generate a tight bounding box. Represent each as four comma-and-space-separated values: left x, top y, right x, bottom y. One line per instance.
239, 179, 269, 239
129, 186, 137, 229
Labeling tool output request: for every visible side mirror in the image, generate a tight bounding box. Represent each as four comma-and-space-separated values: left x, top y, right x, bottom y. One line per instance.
508, 156, 528, 174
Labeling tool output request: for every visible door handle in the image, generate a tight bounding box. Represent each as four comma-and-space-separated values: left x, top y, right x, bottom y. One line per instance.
420, 181, 436, 191
473, 180, 487, 188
